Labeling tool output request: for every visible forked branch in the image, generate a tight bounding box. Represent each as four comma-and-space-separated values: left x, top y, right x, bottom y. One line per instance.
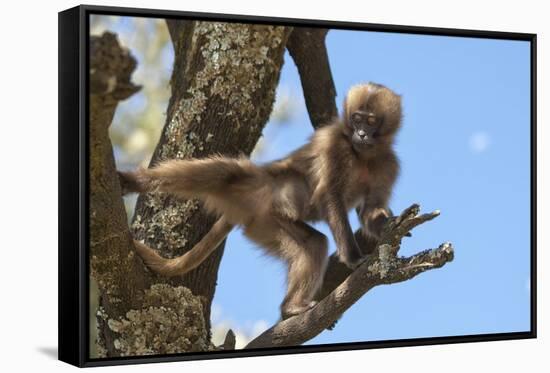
245, 204, 454, 349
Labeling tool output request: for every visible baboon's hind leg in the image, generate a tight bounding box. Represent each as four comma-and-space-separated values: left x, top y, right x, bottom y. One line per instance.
244, 218, 329, 320
277, 220, 329, 319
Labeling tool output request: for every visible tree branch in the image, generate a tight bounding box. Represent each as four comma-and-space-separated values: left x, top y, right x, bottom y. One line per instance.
316, 205, 442, 301
245, 204, 454, 349
88, 32, 150, 356
287, 28, 338, 129
89, 31, 143, 296
165, 19, 186, 48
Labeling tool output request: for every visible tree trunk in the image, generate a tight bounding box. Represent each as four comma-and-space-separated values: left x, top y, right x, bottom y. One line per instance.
131, 20, 291, 333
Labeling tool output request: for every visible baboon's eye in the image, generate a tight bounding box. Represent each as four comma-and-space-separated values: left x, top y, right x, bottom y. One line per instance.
367, 116, 377, 125
351, 113, 363, 123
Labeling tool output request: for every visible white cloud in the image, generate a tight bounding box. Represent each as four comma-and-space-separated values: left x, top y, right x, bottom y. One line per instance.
469, 131, 491, 153
211, 321, 248, 349
210, 304, 271, 349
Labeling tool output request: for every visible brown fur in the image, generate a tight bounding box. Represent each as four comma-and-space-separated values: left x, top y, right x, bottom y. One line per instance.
119, 82, 402, 318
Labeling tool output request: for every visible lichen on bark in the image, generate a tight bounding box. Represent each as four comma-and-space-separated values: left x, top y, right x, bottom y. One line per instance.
158, 22, 289, 161
104, 284, 212, 357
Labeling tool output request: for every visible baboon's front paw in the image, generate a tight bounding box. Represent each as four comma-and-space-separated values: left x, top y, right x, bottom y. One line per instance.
337, 251, 365, 270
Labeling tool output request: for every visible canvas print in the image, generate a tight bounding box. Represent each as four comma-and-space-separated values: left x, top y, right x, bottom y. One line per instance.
87, 12, 532, 360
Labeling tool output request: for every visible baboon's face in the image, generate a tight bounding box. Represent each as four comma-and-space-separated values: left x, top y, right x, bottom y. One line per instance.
344, 83, 402, 152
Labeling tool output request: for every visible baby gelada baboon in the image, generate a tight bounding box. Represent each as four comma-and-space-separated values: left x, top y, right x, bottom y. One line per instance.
119, 82, 402, 319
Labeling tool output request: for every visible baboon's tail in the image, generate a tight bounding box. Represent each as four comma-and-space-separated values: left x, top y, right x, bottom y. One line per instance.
119, 155, 271, 222
119, 155, 266, 197
133, 215, 233, 277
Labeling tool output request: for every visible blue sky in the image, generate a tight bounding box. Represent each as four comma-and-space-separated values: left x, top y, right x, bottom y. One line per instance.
93, 17, 532, 347
214, 30, 532, 345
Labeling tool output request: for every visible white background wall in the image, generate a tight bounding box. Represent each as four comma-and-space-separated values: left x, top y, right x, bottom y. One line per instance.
0, 0, 546, 371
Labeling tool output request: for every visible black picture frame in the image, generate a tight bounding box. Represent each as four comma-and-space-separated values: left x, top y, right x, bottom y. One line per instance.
59, 4, 537, 368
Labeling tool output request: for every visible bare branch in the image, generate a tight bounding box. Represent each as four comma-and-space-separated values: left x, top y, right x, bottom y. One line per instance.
245, 204, 454, 349
316, 206, 441, 304
287, 28, 338, 129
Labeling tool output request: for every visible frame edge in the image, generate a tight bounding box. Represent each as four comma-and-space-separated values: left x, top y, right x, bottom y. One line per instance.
58, 5, 85, 368
63, 4, 537, 367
